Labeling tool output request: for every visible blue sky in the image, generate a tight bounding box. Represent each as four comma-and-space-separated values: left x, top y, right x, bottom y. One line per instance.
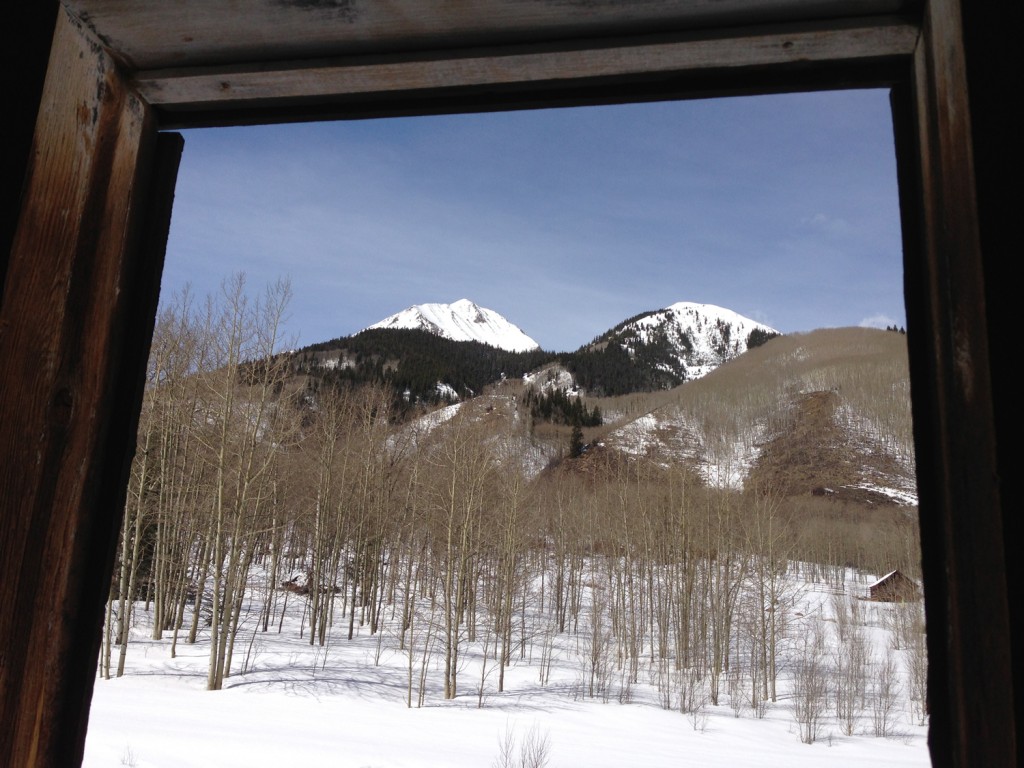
162, 88, 904, 352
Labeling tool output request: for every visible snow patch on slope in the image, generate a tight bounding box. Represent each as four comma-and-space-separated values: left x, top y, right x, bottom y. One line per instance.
835, 403, 918, 505
607, 406, 766, 490
523, 364, 577, 393
847, 482, 919, 506
388, 402, 464, 453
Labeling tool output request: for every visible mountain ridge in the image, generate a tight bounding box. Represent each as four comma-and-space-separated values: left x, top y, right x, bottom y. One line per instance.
588, 301, 781, 381
297, 299, 783, 404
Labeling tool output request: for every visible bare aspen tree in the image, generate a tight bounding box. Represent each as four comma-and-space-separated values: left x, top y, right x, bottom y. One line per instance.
739, 486, 794, 706
201, 275, 293, 691
493, 724, 551, 768
678, 661, 708, 723
833, 621, 869, 735
543, 475, 583, 636
115, 438, 150, 677
303, 385, 342, 646
704, 489, 746, 706
871, 647, 902, 737
905, 600, 928, 725
665, 463, 698, 672
583, 575, 612, 701
427, 411, 495, 699
792, 621, 829, 744
107, 289, 209, 670
489, 433, 531, 694
727, 667, 745, 717
148, 298, 208, 644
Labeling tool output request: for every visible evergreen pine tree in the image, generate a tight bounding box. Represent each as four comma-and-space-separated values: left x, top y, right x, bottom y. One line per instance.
569, 425, 585, 458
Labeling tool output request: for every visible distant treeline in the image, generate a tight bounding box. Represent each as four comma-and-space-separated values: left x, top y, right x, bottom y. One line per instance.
291, 325, 782, 408
295, 329, 554, 407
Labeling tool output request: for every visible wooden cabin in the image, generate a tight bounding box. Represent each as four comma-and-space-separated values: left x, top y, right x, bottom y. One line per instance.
1, 2, 1018, 767
869, 570, 922, 602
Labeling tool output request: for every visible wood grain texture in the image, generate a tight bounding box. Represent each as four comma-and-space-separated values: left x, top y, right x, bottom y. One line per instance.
905, 0, 1015, 765
63, 0, 910, 70
134, 20, 918, 114
0, 9, 163, 766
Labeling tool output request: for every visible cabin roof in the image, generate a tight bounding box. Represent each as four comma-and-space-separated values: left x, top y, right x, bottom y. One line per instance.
868, 569, 902, 589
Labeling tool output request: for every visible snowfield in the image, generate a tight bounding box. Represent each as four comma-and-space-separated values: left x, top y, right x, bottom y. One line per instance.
365, 299, 540, 352
84, 567, 929, 768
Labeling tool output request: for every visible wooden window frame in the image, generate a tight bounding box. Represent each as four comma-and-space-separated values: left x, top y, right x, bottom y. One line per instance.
0, 2, 1015, 766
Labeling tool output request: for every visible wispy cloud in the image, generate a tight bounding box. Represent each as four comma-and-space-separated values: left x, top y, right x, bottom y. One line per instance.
859, 314, 899, 329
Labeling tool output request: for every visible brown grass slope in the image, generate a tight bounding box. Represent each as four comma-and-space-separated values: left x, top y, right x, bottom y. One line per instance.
599, 327, 916, 505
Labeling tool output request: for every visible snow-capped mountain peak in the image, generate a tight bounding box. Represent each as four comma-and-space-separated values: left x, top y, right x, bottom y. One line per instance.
590, 301, 779, 382
364, 299, 540, 352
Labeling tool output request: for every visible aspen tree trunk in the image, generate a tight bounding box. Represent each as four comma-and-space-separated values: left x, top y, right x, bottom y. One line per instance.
116, 490, 146, 677
101, 595, 114, 680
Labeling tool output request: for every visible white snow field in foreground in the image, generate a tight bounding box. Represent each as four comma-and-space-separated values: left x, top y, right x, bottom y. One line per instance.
85, 568, 929, 768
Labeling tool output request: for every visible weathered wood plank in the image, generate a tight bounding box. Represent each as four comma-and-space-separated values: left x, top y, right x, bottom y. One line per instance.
904, 0, 1015, 765
135, 20, 917, 114
0, 9, 168, 767
64, 0, 909, 71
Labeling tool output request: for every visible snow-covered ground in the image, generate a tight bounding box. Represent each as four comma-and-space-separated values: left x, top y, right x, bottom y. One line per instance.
84, 567, 929, 768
